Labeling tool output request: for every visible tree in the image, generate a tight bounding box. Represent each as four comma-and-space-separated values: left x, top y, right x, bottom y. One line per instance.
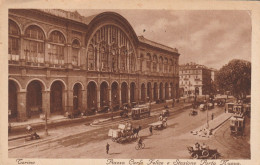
215, 59, 251, 99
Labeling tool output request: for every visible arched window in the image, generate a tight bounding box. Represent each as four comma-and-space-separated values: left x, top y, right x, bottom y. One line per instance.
164, 58, 168, 73
24, 25, 45, 64
153, 55, 158, 72
159, 56, 163, 72
87, 45, 95, 70
72, 39, 80, 66
8, 20, 20, 61
49, 31, 65, 65
146, 53, 151, 71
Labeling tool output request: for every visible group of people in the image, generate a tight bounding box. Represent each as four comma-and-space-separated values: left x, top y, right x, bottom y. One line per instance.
193, 142, 208, 151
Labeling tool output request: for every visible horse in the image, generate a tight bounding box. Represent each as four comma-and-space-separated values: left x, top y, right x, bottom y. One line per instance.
132, 125, 142, 138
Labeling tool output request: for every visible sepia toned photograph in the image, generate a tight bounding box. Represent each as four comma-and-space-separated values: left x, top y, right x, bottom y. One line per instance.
1, 1, 259, 165
6, 8, 252, 160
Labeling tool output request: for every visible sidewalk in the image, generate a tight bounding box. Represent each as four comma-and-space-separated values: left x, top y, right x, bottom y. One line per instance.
191, 112, 232, 138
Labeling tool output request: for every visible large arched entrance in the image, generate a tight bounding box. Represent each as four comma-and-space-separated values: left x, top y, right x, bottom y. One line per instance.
26, 80, 43, 118
111, 82, 119, 109
165, 83, 169, 100
50, 81, 64, 115
121, 82, 128, 104
73, 83, 82, 111
159, 82, 163, 100
130, 82, 136, 103
141, 83, 146, 103
147, 82, 152, 101
87, 81, 97, 110
170, 83, 174, 99
100, 81, 109, 107
153, 83, 158, 101
8, 80, 18, 120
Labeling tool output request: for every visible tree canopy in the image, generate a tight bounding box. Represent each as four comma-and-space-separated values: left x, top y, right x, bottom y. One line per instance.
215, 59, 251, 99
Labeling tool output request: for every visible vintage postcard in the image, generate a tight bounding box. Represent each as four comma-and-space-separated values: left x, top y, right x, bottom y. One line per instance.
0, 0, 260, 165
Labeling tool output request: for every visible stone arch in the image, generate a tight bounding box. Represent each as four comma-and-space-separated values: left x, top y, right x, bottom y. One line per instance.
100, 81, 109, 107
49, 79, 67, 90
50, 80, 66, 115
23, 23, 47, 38
153, 82, 158, 101
71, 81, 85, 90
9, 18, 22, 34
73, 83, 83, 111
121, 82, 128, 104
26, 78, 47, 91
147, 82, 152, 101
47, 29, 67, 43
111, 81, 120, 109
87, 81, 97, 111
159, 82, 164, 100
8, 80, 20, 119
26, 80, 45, 118
165, 82, 169, 100
8, 78, 22, 91
141, 83, 146, 103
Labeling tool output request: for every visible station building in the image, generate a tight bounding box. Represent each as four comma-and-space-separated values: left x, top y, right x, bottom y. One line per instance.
8, 9, 180, 121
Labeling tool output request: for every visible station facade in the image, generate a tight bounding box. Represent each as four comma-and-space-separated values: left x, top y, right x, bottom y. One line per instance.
8, 9, 180, 121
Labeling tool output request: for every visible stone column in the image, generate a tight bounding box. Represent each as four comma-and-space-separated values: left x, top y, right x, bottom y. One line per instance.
67, 44, 73, 69
82, 89, 87, 111
42, 90, 51, 117
108, 88, 112, 108
20, 36, 26, 61
17, 91, 27, 121
96, 47, 100, 71
128, 86, 130, 104
119, 85, 122, 107
67, 90, 74, 113
44, 42, 49, 66
97, 87, 100, 111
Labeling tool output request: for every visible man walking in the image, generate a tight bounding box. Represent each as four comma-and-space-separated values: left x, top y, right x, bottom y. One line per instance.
106, 143, 110, 154
149, 126, 153, 135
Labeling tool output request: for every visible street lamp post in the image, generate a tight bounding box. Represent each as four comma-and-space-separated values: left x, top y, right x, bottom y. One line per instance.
45, 108, 48, 136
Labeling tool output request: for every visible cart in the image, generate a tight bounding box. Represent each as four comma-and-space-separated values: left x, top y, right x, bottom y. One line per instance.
148, 121, 167, 130
108, 123, 137, 143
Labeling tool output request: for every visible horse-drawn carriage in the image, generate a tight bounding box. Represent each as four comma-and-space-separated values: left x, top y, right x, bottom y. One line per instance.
108, 123, 141, 143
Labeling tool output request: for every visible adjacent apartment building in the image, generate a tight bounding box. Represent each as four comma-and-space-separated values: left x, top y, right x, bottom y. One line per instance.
179, 62, 214, 97
8, 9, 180, 121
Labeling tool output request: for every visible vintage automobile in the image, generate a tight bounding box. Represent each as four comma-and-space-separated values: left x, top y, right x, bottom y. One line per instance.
230, 116, 245, 136
131, 105, 150, 120
187, 145, 220, 159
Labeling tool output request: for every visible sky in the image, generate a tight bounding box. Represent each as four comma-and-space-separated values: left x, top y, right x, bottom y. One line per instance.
77, 10, 251, 70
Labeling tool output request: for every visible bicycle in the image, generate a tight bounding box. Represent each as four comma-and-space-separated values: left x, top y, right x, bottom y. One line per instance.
135, 142, 145, 150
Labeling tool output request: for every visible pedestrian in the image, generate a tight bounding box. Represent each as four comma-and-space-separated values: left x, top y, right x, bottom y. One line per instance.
106, 143, 110, 154
211, 113, 214, 120
149, 126, 153, 135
